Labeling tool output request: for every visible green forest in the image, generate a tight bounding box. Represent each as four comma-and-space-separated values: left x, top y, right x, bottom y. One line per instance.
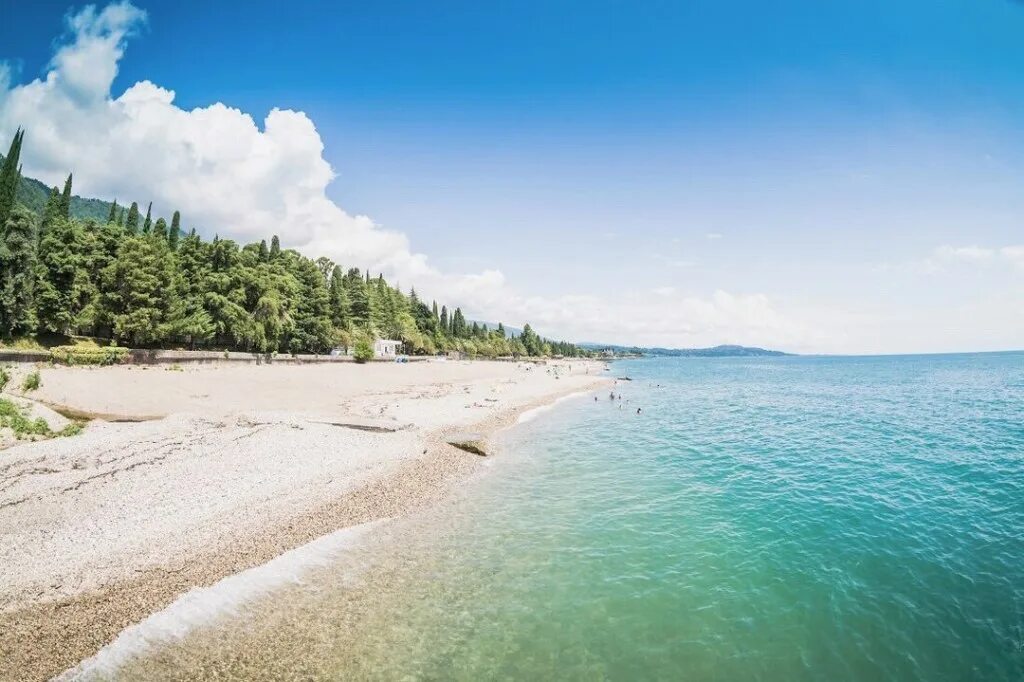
0, 129, 590, 358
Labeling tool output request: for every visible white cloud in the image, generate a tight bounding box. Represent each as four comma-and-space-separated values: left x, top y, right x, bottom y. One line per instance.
1000, 245, 1024, 269
654, 254, 696, 269
0, 2, 845, 352
933, 245, 995, 263
705, 232, 723, 240
919, 244, 1024, 272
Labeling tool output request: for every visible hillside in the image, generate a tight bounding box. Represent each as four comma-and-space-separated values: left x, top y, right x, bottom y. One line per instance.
1, 154, 115, 224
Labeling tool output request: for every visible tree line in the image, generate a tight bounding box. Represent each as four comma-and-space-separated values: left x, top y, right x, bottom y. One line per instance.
0, 130, 591, 358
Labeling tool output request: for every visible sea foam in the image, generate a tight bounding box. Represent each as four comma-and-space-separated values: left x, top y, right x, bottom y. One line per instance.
517, 389, 593, 424
57, 520, 381, 681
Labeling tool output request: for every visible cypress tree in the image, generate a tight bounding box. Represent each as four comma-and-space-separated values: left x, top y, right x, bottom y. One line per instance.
0, 206, 38, 336
153, 217, 168, 240
59, 173, 73, 218
107, 199, 118, 224
440, 306, 449, 335
169, 211, 181, 250
0, 128, 25, 230
328, 265, 350, 330
142, 202, 152, 233
258, 239, 269, 262
269, 235, 281, 260
118, 207, 126, 226
125, 202, 140, 233
41, 186, 61, 232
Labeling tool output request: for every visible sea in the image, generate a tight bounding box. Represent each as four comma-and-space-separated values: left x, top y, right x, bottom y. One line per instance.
99, 353, 1024, 681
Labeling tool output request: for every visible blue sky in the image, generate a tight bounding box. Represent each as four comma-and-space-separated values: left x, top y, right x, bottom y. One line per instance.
2, 1, 1023, 352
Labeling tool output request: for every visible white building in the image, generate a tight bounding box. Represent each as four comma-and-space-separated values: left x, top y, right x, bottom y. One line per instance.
374, 339, 402, 359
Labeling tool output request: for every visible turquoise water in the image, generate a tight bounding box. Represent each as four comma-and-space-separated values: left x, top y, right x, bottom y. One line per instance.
343, 353, 1024, 680
124, 353, 1024, 680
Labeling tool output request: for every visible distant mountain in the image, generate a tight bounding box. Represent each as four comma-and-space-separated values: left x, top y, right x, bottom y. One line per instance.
466, 320, 523, 338
580, 343, 792, 357
2, 154, 116, 224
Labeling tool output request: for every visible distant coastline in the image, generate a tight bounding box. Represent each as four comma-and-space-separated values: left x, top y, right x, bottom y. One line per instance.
582, 343, 792, 358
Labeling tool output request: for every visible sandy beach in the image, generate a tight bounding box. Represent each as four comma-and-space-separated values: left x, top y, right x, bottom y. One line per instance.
0, 358, 610, 681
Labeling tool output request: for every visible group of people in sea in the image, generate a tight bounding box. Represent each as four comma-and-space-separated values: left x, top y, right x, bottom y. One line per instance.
597, 390, 642, 414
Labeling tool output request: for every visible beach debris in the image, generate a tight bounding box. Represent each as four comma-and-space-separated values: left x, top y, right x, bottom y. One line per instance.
447, 432, 488, 456
617, 377, 633, 381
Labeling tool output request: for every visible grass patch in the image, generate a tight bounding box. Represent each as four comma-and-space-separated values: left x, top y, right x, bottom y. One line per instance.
0, 366, 8, 392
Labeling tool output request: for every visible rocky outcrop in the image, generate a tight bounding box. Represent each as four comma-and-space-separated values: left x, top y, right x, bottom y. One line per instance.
446, 432, 487, 456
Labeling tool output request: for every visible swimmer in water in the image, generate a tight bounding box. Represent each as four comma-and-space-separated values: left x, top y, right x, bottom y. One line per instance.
637, 407, 642, 414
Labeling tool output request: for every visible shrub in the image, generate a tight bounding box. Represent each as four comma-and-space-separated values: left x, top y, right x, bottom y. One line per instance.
22, 371, 40, 392
50, 346, 129, 366
58, 422, 85, 437
353, 339, 374, 364
0, 367, 8, 392
0, 398, 51, 437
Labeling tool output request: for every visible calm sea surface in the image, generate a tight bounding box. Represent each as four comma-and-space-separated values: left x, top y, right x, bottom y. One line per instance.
121, 353, 1024, 681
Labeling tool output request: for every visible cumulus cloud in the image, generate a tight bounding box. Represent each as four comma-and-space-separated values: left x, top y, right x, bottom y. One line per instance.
0, 1, 834, 350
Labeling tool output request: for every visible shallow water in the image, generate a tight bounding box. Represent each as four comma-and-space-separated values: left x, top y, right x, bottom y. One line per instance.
116, 353, 1024, 681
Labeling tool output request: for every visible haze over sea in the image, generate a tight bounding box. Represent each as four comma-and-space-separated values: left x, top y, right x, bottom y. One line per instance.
121, 353, 1023, 681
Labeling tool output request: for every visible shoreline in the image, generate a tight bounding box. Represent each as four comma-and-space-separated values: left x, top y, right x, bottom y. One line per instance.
0, 360, 611, 681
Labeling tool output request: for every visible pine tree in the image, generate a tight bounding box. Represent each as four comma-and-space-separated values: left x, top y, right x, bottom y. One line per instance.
142, 202, 152, 233
107, 200, 118, 224
125, 202, 140, 233
59, 173, 73, 218
169, 211, 181, 250
0, 128, 25, 231
497, 322, 505, 337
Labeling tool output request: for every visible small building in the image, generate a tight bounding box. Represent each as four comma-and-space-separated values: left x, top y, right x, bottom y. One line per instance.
374, 339, 402, 359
